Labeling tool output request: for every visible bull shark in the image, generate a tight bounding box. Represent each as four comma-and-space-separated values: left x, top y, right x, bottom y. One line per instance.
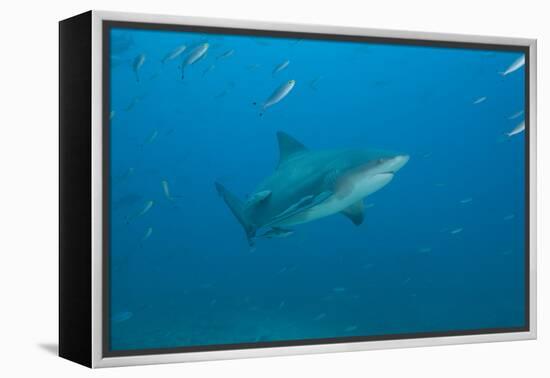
215, 132, 409, 245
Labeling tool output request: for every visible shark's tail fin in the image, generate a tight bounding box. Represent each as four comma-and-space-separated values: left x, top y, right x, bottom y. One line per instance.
215, 182, 256, 245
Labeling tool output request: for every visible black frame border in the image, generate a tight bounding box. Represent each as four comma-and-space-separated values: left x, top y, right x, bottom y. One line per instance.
59, 11, 93, 367
102, 19, 531, 358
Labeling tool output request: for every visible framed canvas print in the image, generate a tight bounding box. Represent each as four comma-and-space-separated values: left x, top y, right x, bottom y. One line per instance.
59, 10, 537, 368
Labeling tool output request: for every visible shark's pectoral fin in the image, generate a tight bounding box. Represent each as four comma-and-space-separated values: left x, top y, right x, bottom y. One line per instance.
265, 191, 333, 227
246, 190, 272, 207
273, 226, 293, 232
341, 200, 365, 226
260, 227, 294, 239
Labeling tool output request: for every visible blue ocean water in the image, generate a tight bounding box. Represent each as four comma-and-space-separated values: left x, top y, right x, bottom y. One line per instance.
108, 27, 526, 352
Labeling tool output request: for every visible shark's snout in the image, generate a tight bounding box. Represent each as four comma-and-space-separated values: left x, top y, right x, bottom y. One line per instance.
372, 154, 409, 175
387, 154, 409, 173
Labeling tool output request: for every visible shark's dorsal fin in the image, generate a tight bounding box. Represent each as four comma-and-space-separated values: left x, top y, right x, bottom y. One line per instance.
341, 201, 364, 226
277, 131, 307, 167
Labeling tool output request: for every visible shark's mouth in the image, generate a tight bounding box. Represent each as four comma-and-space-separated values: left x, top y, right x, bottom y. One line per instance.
338, 170, 395, 201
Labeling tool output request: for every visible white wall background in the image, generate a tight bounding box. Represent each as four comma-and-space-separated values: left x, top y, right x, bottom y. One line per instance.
0, 0, 546, 376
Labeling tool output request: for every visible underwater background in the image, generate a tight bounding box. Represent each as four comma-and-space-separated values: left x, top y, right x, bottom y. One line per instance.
108, 26, 526, 352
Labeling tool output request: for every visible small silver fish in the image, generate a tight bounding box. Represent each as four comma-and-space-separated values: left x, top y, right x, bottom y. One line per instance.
508, 110, 524, 120
144, 130, 159, 145
272, 60, 290, 76
500, 55, 525, 76
507, 120, 525, 137
314, 313, 327, 321
127, 200, 154, 223
124, 97, 140, 111
459, 197, 473, 204
161, 180, 174, 201
139, 200, 154, 216
109, 110, 116, 120
255, 80, 296, 116
181, 43, 209, 79
246, 64, 261, 71
112, 311, 133, 323
141, 227, 153, 242
217, 49, 234, 60
473, 96, 487, 104
309, 76, 323, 90
345, 325, 358, 332
503, 214, 515, 221
132, 54, 146, 82
162, 45, 187, 63
450, 227, 463, 234
202, 64, 215, 77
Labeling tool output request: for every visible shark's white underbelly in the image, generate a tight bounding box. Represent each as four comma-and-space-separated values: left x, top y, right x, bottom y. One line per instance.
276, 172, 394, 227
